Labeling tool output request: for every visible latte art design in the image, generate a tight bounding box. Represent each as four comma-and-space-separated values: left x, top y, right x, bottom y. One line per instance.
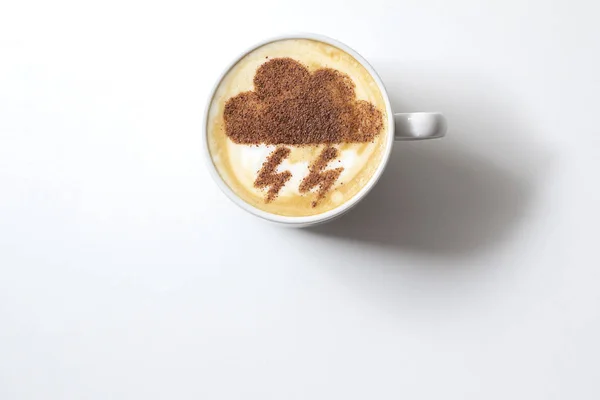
223, 57, 383, 205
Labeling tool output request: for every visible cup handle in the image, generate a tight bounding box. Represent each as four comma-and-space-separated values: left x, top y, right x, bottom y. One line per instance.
394, 112, 447, 140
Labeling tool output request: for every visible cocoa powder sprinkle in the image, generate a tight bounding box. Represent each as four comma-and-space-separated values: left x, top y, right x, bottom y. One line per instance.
254, 147, 292, 202
299, 146, 344, 207
223, 58, 384, 145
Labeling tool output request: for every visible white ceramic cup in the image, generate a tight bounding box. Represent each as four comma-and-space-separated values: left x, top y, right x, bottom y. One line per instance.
203, 33, 447, 227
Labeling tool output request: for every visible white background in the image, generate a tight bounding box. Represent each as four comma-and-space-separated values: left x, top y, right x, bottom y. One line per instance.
1, 1, 599, 399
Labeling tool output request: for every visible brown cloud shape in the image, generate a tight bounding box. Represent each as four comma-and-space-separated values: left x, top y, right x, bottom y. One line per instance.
223, 58, 384, 145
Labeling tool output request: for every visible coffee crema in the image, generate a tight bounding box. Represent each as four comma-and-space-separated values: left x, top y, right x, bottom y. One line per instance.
207, 39, 388, 217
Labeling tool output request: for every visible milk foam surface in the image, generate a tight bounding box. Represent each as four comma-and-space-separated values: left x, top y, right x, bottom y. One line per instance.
207, 39, 388, 217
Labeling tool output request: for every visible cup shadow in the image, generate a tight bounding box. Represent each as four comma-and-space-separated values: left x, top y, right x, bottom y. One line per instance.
305, 66, 550, 260
309, 140, 527, 258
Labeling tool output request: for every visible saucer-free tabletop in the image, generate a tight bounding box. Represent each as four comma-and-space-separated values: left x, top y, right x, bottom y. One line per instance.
1, 1, 599, 399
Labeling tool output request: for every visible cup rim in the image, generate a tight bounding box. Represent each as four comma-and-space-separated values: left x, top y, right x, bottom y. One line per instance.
202, 32, 394, 226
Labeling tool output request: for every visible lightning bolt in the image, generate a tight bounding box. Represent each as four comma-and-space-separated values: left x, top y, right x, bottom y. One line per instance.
299, 146, 344, 207
254, 147, 292, 203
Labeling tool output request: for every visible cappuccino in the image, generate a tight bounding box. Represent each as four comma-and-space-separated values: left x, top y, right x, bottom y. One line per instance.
206, 39, 388, 217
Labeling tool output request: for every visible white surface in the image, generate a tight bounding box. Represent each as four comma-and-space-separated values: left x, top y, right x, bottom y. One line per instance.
1, 1, 599, 399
